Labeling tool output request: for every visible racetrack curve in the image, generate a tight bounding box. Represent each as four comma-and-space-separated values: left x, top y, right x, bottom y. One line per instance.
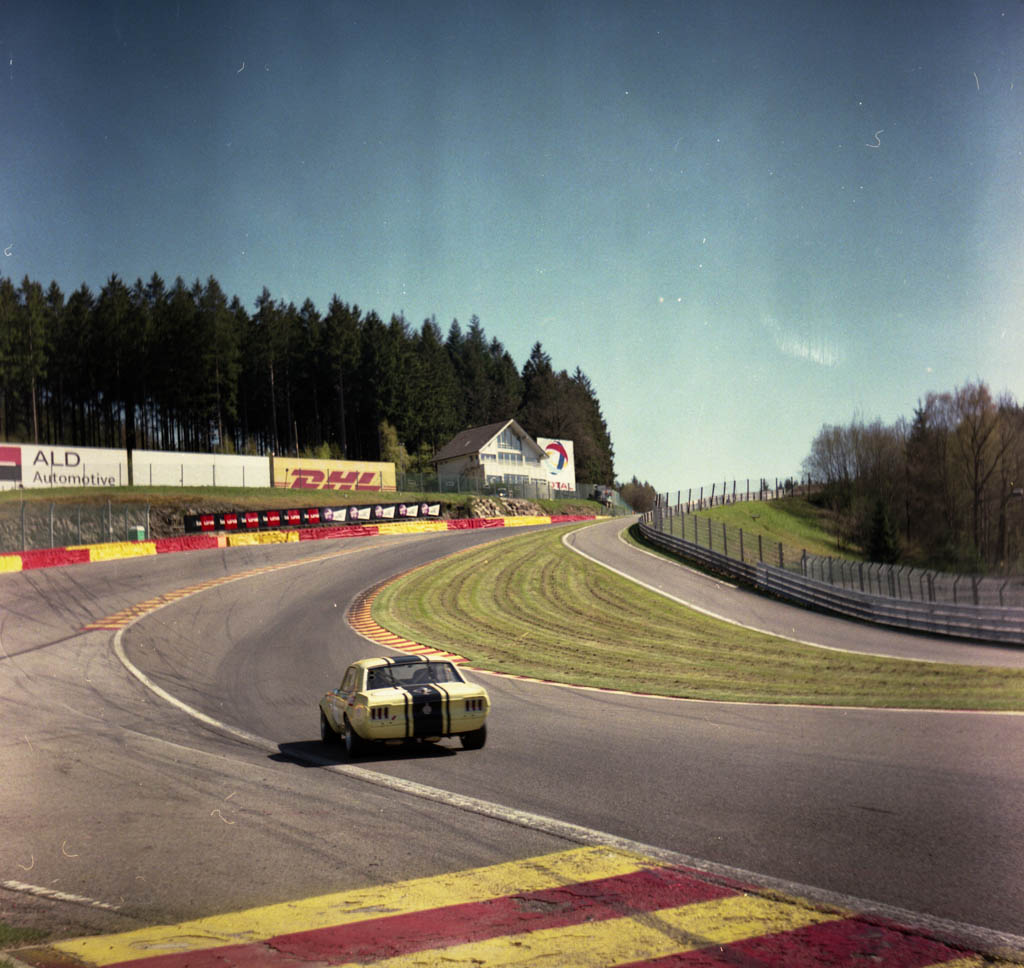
2, 520, 1022, 942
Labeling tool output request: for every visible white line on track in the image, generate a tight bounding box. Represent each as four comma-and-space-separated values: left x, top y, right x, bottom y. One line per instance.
1, 879, 122, 911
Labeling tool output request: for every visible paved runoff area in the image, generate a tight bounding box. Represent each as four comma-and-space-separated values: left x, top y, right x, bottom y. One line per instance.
12, 847, 1023, 968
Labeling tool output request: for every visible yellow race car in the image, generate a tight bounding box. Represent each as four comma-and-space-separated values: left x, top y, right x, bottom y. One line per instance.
319, 655, 490, 756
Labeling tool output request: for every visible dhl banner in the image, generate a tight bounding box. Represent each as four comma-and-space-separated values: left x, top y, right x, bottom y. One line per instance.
272, 457, 396, 491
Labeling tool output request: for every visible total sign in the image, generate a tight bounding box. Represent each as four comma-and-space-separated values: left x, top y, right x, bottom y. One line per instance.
536, 437, 576, 492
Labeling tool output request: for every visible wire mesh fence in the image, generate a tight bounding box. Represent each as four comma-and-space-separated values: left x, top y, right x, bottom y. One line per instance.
395, 472, 629, 511
0, 476, 622, 553
657, 477, 809, 511
0, 502, 152, 553
647, 505, 1024, 608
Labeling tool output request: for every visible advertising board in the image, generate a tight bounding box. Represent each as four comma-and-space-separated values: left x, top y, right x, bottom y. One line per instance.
0, 445, 128, 490
535, 437, 576, 492
272, 457, 396, 491
184, 501, 441, 533
132, 450, 271, 488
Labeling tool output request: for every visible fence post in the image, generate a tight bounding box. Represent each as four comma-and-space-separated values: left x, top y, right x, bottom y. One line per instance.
722, 522, 728, 558
800, 548, 806, 575
50, 503, 55, 549
739, 529, 745, 563
758, 534, 763, 563
828, 556, 833, 584
778, 542, 784, 569
972, 576, 980, 606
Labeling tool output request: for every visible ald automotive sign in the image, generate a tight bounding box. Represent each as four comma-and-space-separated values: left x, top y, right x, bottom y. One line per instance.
0, 446, 128, 489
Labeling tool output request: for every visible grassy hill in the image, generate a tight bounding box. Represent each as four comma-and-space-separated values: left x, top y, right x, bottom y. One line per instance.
697, 496, 863, 560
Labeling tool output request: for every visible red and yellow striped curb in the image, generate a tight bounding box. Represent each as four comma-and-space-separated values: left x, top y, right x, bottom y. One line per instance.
0, 515, 598, 574
12, 847, 1020, 968
347, 573, 470, 662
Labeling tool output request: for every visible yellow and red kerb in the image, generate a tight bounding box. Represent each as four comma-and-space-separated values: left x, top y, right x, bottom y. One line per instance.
14, 848, 1018, 968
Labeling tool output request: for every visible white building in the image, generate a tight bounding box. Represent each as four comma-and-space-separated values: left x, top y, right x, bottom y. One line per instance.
432, 419, 575, 492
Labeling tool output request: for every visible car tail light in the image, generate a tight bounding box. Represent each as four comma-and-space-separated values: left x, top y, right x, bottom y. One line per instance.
370, 707, 389, 720
465, 698, 485, 713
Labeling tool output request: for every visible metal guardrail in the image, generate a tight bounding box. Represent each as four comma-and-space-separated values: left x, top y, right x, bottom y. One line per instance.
638, 517, 1024, 646
649, 504, 1024, 608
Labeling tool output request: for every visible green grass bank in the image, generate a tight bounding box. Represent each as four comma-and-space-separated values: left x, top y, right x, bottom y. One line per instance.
373, 523, 1024, 710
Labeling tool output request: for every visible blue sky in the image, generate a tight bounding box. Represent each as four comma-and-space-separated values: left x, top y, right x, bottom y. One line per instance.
4, 1, 1023, 492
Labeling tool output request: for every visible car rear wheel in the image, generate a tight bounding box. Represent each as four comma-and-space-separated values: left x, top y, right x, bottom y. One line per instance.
460, 724, 487, 750
344, 716, 367, 757
320, 709, 338, 745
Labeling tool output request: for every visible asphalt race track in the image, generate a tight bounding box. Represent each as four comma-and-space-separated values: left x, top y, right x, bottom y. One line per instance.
1, 519, 1022, 947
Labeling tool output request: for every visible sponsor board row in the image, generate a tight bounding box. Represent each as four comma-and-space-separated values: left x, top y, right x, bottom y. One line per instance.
0, 445, 396, 492
184, 502, 443, 533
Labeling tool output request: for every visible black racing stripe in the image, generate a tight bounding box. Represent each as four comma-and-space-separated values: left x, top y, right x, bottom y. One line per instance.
408, 683, 444, 737
435, 683, 452, 735
399, 687, 412, 738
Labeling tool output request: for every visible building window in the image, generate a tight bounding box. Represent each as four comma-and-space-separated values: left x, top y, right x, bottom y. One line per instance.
496, 429, 523, 452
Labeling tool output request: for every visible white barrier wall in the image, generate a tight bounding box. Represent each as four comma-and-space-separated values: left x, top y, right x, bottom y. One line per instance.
131, 450, 271, 488
0, 444, 129, 489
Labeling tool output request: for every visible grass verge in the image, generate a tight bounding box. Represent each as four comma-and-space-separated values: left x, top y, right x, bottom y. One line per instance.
373, 524, 1024, 710
0, 921, 48, 949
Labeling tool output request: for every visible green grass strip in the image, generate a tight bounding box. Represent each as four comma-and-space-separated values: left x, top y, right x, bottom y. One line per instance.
0, 922, 48, 948
373, 524, 1024, 710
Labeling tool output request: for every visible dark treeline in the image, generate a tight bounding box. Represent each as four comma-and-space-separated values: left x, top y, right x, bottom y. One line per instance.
619, 477, 658, 513
0, 273, 615, 485
802, 380, 1024, 573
